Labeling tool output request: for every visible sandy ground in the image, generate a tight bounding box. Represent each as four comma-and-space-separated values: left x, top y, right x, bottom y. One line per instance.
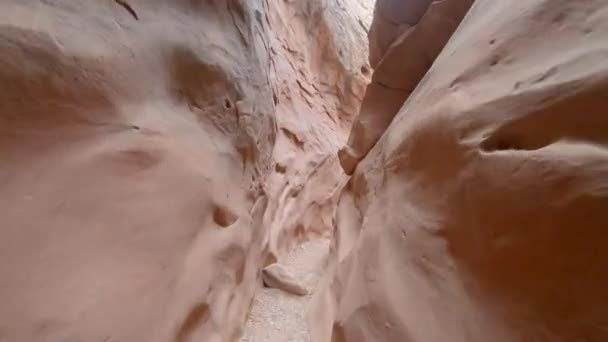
240, 239, 330, 342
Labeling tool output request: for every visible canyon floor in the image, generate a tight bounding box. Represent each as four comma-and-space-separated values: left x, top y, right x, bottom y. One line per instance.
240, 239, 330, 342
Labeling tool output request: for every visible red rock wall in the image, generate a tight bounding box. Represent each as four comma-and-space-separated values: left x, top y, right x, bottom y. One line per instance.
0, 1, 371, 341
314, 0, 608, 341
339, 0, 474, 174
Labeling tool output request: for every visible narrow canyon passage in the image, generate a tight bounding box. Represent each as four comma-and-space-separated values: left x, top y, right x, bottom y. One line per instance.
240, 239, 330, 342
1, 0, 608, 342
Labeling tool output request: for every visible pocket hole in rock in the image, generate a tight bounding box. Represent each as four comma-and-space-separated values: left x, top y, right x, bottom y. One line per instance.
275, 163, 287, 173
224, 98, 233, 109
213, 205, 238, 228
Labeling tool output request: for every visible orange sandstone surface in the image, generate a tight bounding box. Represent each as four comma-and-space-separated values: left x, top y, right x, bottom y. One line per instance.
2, 0, 608, 341
316, 0, 608, 341
0, 1, 370, 341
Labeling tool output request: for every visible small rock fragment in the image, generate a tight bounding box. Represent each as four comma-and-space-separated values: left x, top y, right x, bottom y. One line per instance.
262, 263, 308, 296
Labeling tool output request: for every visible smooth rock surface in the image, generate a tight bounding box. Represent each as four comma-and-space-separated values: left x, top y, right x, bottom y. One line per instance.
339, 0, 474, 175
0, 1, 371, 341
315, 0, 608, 341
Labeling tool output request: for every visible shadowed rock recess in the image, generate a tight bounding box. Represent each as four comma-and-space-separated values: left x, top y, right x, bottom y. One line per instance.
1, 0, 608, 342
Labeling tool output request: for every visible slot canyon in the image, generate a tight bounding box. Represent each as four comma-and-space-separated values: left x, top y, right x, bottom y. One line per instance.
1, 0, 607, 341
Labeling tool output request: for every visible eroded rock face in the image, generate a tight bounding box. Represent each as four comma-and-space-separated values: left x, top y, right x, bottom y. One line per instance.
315, 0, 608, 341
339, 0, 474, 175
0, 1, 370, 341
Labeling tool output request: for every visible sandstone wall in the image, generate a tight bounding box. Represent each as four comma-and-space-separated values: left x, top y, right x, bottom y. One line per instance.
339, 0, 473, 174
0, 1, 370, 341
315, 0, 608, 341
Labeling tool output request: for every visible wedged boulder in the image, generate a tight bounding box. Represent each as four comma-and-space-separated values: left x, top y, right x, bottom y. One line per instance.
262, 263, 309, 296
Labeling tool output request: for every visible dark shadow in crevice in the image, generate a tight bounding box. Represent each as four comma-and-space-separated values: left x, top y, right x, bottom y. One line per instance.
480, 81, 608, 152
